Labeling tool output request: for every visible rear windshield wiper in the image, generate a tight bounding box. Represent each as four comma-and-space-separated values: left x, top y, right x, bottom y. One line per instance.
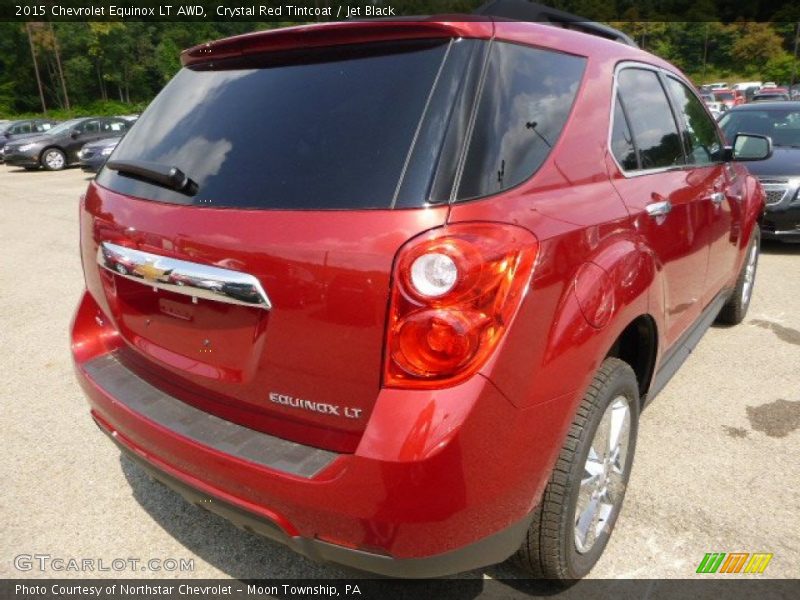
106, 160, 199, 195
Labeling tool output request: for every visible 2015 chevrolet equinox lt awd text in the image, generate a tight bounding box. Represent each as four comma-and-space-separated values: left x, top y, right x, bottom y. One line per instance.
71, 18, 769, 579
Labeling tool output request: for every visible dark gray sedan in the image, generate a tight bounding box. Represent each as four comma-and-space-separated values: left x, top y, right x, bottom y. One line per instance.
0, 118, 58, 162
78, 137, 120, 173
3, 117, 130, 170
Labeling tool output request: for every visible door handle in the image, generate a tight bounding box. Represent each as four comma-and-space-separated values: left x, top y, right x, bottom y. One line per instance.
709, 192, 725, 205
645, 200, 672, 218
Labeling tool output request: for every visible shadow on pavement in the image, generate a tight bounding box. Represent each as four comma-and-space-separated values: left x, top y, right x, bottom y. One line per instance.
119, 454, 572, 597
760, 239, 800, 255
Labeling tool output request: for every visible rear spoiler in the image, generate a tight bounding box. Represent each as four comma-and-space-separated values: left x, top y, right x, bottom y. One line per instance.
474, 0, 638, 47
182, 19, 494, 66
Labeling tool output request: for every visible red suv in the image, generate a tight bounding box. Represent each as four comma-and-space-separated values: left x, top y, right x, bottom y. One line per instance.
71, 18, 769, 579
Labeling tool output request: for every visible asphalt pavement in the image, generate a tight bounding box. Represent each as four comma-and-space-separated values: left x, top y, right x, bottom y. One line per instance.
1, 167, 798, 581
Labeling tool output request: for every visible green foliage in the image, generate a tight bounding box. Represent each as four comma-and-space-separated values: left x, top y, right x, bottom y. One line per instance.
1, 14, 799, 119
730, 23, 786, 75
9, 100, 148, 120
763, 53, 800, 84
0, 21, 268, 118
609, 20, 798, 86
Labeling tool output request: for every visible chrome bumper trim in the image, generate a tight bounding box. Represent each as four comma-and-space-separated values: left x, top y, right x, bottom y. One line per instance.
97, 241, 272, 310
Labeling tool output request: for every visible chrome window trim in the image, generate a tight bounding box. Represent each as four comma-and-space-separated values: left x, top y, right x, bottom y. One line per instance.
97, 241, 272, 310
608, 61, 726, 179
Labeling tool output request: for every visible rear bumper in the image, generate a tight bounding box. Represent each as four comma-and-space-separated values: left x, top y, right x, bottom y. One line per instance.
80, 156, 106, 173
762, 203, 800, 241
72, 290, 574, 576
95, 418, 532, 578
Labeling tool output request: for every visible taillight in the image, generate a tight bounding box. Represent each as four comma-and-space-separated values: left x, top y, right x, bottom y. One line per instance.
384, 223, 538, 389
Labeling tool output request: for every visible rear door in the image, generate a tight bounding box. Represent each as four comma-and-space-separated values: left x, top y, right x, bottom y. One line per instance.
664, 75, 741, 300
68, 119, 103, 160
8, 120, 33, 140
608, 66, 712, 348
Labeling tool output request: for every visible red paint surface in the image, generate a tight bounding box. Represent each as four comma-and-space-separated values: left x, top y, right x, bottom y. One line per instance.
72, 19, 764, 560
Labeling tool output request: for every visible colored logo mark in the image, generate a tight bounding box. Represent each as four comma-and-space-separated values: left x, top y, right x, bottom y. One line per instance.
696, 552, 773, 574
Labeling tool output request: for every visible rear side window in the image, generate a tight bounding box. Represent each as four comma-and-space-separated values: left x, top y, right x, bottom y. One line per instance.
103, 119, 128, 133
616, 68, 684, 170
81, 120, 101, 134
457, 42, 585, 200
98, 40, 450, 209
665, 77, 723, 165
610, 95, 638, 170
11, 122, 32, 134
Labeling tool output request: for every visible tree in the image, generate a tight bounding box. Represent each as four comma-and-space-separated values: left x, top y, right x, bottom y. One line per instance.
49, 23, 70, 110
730, 23, 785, 75
25, 23, 47, 114
763, 52, 798, 85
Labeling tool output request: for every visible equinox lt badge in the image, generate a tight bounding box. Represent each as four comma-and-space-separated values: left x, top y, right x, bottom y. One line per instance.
269, 392, 363, 419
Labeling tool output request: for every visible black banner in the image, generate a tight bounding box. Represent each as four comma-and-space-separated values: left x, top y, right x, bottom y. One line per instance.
2, 579, 800, 600
1, 0, 800, 23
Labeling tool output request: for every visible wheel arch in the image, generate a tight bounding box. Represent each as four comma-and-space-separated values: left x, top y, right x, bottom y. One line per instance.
604, 314, 658, 404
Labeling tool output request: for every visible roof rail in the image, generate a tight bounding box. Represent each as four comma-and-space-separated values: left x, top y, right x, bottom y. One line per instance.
474, 0, 638, 48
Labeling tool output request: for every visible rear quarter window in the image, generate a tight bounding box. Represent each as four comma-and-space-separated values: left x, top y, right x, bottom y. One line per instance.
456, 42, 586, 200
610, 95, 638, 170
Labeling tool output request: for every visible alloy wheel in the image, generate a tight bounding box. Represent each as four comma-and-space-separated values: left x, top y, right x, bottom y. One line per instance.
741, 243, 758, 306
44, 150, 65, 170
574, 395, 631, 554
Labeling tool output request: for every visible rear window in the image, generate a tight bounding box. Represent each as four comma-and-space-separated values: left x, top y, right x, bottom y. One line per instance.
97, 40, 450, 210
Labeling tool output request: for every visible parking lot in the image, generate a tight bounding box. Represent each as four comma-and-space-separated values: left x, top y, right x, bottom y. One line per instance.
1, 166, 798, 580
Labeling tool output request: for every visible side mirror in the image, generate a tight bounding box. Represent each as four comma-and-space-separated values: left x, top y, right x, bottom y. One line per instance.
727, 133, 773, 161
70, 129, 80, 139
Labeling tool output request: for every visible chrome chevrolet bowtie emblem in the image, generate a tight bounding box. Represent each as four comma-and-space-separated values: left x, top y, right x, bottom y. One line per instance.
134, 261, 171, 283
97, 241, 272, 310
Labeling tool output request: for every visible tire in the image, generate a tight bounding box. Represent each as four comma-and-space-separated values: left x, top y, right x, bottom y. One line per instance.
513, 357, 640, 580
40, 147, 66, 171
716, 228, 759, 326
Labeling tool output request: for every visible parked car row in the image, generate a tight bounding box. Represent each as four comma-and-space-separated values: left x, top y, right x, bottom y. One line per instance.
0, 118, 58, 158
0, 115, 136, 172
699, 82, 798, 111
